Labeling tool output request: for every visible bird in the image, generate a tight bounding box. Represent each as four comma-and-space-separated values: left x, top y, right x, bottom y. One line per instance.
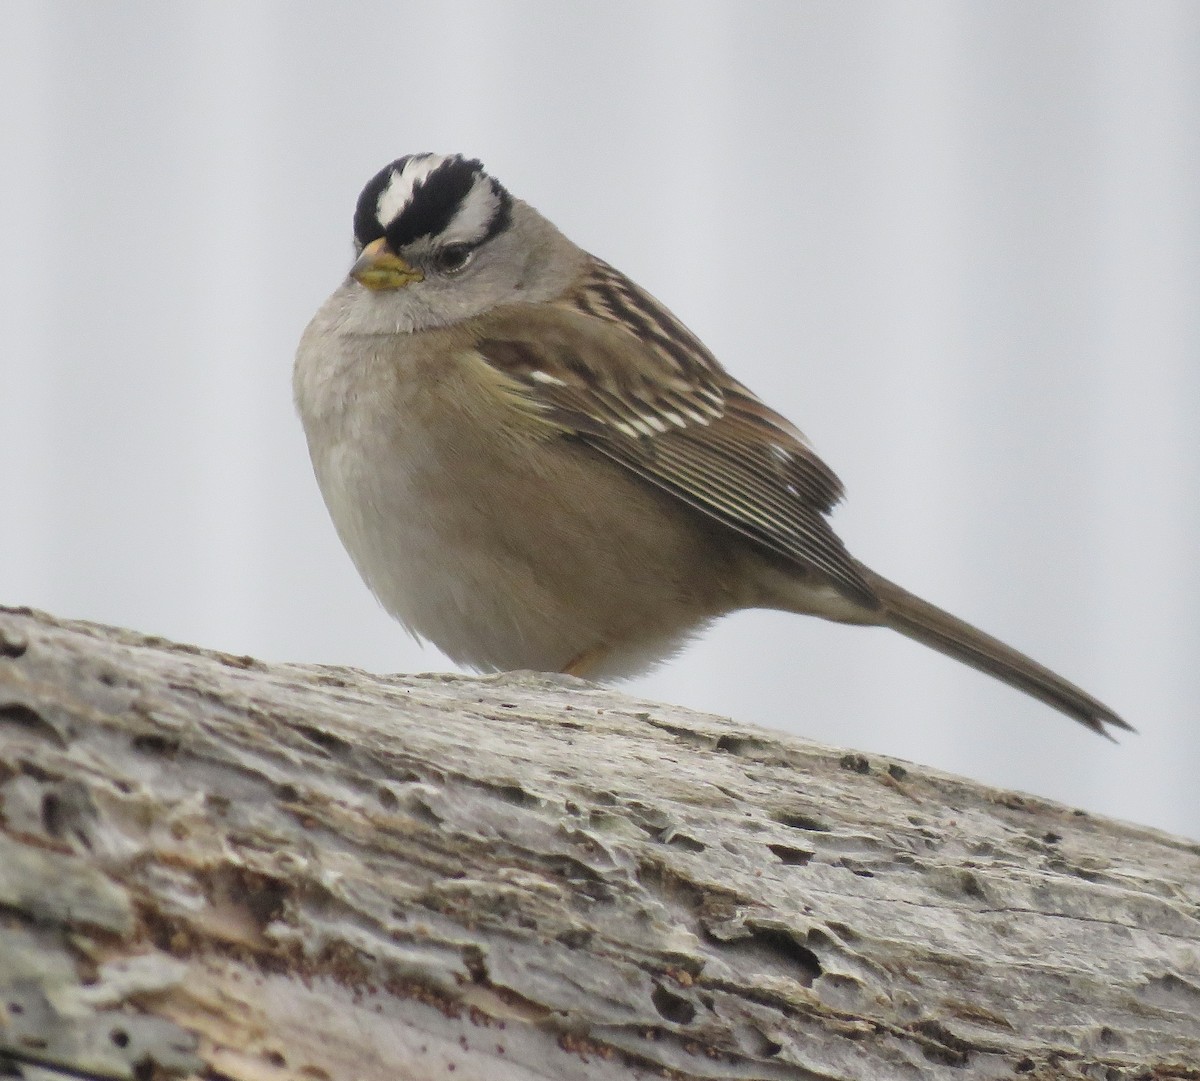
294, 152, 1128, 737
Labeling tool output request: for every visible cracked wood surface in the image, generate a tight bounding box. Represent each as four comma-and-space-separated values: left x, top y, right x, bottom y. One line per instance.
0, 605, 1197, 1081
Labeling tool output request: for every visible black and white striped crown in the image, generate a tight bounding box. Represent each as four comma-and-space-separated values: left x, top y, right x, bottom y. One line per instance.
353, 154, 513, 253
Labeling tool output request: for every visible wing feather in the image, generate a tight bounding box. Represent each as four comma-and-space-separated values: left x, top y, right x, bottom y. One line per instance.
469, 258, 879, 607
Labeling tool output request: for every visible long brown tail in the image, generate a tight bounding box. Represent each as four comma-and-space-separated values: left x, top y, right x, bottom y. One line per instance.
858, 565, 1130, 737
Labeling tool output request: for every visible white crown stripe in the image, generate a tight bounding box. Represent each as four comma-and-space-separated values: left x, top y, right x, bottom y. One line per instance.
442, 177, 502, 246
376, 154, 448, 228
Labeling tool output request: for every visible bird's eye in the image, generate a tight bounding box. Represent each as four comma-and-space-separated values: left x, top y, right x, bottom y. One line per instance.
432, 244, 473, 274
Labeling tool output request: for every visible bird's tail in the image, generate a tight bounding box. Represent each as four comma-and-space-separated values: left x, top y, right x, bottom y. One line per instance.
858, 565, 1130, 738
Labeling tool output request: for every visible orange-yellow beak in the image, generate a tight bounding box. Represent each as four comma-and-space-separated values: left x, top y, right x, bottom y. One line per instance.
349, 237, 424, 290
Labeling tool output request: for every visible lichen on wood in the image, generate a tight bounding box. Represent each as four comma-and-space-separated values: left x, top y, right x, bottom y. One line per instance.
0, 605, 1198, 1080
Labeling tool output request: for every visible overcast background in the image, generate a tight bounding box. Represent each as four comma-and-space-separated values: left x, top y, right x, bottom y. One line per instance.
2, 2, 1197, 839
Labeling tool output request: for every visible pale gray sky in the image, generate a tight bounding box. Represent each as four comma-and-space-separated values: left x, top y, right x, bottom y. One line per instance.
2, 2, 1197, 838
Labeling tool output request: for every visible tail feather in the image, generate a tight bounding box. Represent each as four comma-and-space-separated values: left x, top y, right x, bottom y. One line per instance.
859, 566, 1130, 738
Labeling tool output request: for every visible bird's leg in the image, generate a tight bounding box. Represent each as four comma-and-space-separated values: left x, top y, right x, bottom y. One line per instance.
562, 645, 607, 678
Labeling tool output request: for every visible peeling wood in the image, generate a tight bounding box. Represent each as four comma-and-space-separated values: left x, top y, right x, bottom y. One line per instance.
0, 605, 1197, 1080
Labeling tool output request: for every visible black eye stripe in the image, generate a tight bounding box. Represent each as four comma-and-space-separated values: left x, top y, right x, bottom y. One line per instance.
352, 155, 513, 253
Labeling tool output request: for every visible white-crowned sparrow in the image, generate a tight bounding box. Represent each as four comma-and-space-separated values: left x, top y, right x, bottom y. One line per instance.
294, 153, 1127, 736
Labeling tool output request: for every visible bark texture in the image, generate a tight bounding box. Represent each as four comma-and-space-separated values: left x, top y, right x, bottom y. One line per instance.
0, 605, 1197, 1081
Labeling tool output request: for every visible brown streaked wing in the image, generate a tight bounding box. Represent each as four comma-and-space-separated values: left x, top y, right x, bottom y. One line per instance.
563, 258, 847, 515
472, 261, 879, 607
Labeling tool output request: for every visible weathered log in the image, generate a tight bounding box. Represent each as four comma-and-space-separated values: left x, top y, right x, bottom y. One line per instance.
0, 605, 1196, 1080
